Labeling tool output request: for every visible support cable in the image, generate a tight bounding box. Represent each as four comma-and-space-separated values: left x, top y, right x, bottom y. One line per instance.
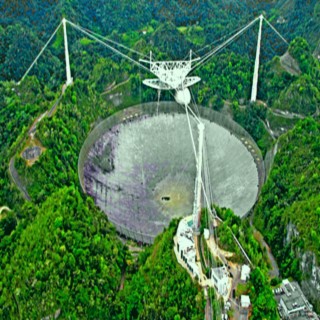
204, 139, 215, 218
263, 16, 289, 45
66, 20, 150, 72
195, 22, 250, 55
78, 25, 148, 58
192, 16, 260, 71
189, 87, 201, 120
185, 103, 198, 161
186, 103, 203, 125
18, 21, 63, 84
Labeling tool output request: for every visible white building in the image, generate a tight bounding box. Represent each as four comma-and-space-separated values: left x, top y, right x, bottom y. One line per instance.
279, 279, 314, 319
241, 264, 251, 282
241, 295, 251, 308
204, 228, 210, 240
211, 266, 229, 296
176, 217, 201, 279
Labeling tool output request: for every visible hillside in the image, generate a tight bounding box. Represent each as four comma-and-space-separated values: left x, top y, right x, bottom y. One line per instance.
0, 192, 205, 318
270, 0, 320, 52
254, 118, 320, 312
1, 1, 320, 319
116, 219, 206, 320
0, 186, 128, 319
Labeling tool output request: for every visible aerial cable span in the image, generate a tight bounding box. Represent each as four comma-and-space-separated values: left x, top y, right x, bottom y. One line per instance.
18, 21, 63, 84
262, 16, 288, 45
191, 16, 260, 71
18, 15, 288, 91
66, 19, 150, 72
18, 18, 150, 85
192, 14, 288, 72
195, 22, 251, 55
77, 24, 149, 59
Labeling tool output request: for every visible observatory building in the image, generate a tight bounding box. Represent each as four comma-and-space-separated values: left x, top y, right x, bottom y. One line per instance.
79, 101, 264, 243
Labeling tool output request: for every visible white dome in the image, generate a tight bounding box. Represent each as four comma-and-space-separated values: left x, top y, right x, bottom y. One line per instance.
174, 88, 191, 105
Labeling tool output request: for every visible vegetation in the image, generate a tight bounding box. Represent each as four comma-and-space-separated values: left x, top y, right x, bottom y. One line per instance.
1, 1, 320, 318
195, 52, 252, 104
216, 208, 270, 271
0, 186, 128, 319
14, 80, 107, 203
254, 118, 320, 312
116, 219, 205, 320
215, 207, 279, 319
249, 267, 279, 320
0, 77, 59, 208
260, 36, 320, 116
254, 118, 320, 268
232, 102, 273, 156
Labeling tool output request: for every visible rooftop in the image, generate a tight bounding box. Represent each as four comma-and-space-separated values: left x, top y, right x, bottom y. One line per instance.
281, 288, 306, 312
176, 216, 200, 279
241, 295, 251, 305
212, 266, 228, 280
241, 264, 251, 281
278, 280, 318, 319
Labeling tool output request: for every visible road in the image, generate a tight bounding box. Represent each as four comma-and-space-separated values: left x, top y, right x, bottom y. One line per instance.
271, 109, 305, 120
262, 118, 276, 140
9, 157, 31, 201
47, 92, 64, 117
250, 215, 279, 278
260, 234, 279, 278
8, 85, 67, 200
101, 78, 130, 96
205, 295, 213, 320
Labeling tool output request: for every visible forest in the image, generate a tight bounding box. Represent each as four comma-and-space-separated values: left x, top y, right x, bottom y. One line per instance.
0, 0, 320, 318
254, 117, 320, 312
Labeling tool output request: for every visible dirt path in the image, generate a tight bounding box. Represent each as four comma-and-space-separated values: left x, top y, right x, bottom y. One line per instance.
47, 92, 64, 117
8, 86, 67, 200
0, 206, 11, 214
119, 270, 126, 291
9, 157, 31, 201
101, 78, 130, 96
258, 232, 280, 278
250, 220, 279, 278
271, 108, 305, 120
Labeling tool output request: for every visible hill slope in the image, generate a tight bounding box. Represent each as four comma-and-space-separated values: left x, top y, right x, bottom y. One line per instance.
254, 117, 320, 312
116, 219, 206, 320
0, 186, 128, 319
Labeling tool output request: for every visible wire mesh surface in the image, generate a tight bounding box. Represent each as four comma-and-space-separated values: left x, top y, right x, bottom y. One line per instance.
79, 102, 264, 243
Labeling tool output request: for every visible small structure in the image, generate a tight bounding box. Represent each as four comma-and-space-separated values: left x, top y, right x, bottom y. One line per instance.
241, 264, 251, 282
241, 295, 251, 308
204, 228, 210, 240
279, 279, 315, 319
22, 146, 42, 161
211, 266, 229, 296
175, 216, 201, 279
276, 16, 286, 24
